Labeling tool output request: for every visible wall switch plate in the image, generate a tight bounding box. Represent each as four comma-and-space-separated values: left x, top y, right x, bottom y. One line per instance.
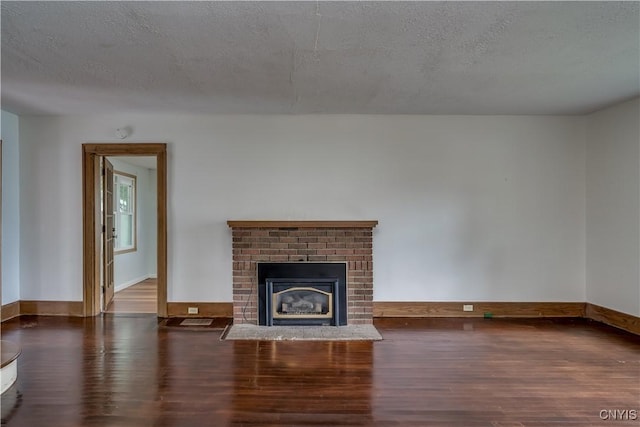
188, 307, 198, 315
463, 304, 474, 312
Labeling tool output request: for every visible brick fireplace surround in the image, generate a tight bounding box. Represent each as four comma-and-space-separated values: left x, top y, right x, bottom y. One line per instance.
227, 221, 378, 325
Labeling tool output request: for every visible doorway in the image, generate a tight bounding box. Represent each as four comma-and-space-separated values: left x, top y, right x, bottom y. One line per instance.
103, 156, 158, 314
82, 143, 167, 317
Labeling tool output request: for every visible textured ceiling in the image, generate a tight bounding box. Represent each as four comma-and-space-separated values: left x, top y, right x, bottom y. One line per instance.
1, 1, 638, 115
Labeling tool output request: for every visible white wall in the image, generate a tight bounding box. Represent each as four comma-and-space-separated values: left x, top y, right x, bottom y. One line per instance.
108, 157, 157, 291
1, 110, 20, 304
586, 97, 640, 316
19, 114, 586, 303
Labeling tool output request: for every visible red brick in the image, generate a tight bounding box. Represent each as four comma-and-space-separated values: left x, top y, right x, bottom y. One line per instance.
257, 236, 277, 243
335, 249, 354, 255
308, 242, 327, 249
260, 249, 281, 255
346, 242, 364, 249
297, 249, 318, 256
327, 242, 346, 249
269, 231, 289, 237
355, 249, 372, 255
233, 293, 251, 299
288, 243, 307, 249
231, 224, 376, 325
317, 249, 336, 255
298, 237, 319, 244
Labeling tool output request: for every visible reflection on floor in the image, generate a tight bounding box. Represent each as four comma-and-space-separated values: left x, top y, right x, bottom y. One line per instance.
105, 278, 157, 314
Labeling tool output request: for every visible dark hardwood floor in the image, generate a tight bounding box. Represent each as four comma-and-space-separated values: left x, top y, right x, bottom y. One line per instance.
1, 316, 639, 426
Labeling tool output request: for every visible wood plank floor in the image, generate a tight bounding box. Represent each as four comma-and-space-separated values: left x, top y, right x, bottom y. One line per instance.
104, 279, 157, 314
1, 316, 639, 426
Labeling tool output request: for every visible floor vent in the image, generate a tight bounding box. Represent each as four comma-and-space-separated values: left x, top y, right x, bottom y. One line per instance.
180, 318, 213, 326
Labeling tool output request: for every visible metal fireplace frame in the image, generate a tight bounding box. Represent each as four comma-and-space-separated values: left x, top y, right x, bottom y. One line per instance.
257, 262, 348, 326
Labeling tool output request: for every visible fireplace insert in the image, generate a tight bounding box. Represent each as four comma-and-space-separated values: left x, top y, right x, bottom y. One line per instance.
258, 263, 347, 326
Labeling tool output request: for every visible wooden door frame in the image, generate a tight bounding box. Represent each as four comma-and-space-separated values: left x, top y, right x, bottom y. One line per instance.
82, 143, 167, 317
1, 140, 3, 308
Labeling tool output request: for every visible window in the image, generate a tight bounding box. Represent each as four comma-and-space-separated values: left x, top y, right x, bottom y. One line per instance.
114, 171, 136, 253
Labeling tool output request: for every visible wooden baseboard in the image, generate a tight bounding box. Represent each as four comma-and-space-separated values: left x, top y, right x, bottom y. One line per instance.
1, 301, 20, 322
20, 301, 84, 317
3, 300, 231, 320
373, 301, 586, 318
5, 300, 638, 336
167, 302, 233, 318
585, 303, 640, 335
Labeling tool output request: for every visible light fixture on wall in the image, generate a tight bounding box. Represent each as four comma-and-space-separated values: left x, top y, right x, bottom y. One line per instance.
115, 126, 132, 139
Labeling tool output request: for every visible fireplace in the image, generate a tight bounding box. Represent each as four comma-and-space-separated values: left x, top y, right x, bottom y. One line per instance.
258, 263, 347, 326
269, 280, 334, 320
228, 220, 377, 325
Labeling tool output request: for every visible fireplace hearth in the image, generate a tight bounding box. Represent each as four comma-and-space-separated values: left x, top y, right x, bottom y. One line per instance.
258, 263, 347, 326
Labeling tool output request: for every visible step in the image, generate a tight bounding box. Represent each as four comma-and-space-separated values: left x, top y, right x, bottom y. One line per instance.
1, 340, 21, 394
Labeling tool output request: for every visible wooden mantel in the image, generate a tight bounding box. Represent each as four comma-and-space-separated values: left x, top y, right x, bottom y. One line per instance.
227, 220, 378, 228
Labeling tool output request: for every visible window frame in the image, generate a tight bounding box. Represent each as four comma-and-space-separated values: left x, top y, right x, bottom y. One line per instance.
113, 170, 137, 254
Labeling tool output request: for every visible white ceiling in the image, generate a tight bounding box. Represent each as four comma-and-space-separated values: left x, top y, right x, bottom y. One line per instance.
1, 1, 638, 116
